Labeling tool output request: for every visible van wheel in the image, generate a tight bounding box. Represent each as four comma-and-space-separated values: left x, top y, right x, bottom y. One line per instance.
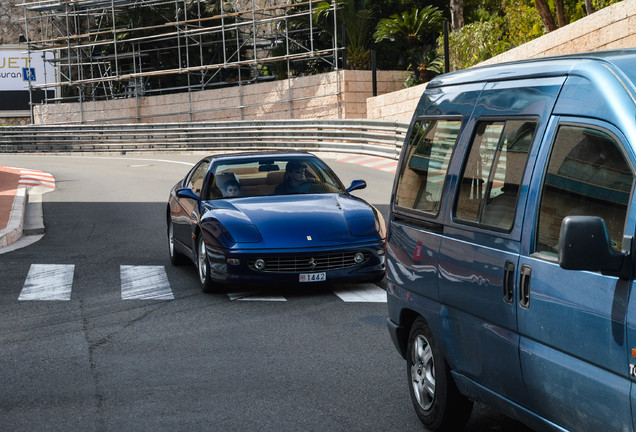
407, 318, 473, 431
197, 236, 216, 293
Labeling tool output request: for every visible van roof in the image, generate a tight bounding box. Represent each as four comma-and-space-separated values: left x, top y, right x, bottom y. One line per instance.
429, 48, 636, 90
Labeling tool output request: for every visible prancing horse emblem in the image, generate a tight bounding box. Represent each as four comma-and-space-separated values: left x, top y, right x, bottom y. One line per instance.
309, 258, 317, 270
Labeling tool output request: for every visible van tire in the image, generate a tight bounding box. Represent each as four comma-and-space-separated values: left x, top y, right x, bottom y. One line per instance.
407, 318, 473, 431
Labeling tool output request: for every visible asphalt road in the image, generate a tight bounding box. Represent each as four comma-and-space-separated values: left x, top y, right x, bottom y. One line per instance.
0, 153, 534, 432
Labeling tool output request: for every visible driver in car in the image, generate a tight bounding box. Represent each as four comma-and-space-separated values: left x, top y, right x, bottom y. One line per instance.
275, 160, 308, 194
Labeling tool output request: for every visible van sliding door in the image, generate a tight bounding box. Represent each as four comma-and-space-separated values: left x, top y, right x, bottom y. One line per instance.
439, 78, 564, 408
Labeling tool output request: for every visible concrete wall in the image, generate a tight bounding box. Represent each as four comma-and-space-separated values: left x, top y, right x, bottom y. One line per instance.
366, 0, 636, 121
32, 70, 410, 124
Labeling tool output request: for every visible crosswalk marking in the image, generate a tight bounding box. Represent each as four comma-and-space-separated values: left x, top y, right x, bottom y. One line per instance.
333, 284, 387, 303
19, 264, 75, 301
14, 264, 385, 302
120, 265, 174, 300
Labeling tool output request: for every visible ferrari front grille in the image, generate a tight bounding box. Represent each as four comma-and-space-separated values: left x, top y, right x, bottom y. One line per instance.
248, 252, 370, 273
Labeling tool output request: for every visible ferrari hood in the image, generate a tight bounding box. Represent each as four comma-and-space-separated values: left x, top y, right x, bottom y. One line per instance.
205, 194, 380, 248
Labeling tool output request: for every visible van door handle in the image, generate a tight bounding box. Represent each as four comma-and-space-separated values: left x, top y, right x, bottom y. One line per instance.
519, 265, 531, 308
503, 261, 515, 303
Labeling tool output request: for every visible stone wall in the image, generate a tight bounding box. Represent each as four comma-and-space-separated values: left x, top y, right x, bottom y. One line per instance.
32, 70, 410, 124
366, 84, 426, 123
367, 0, 636, 121
0, 0, 27, 45
0, 116, 30, 126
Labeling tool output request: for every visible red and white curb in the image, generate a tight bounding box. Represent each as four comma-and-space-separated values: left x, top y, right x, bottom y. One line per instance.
0, 187, 26, 248
337, 155, 398, 173
17, 169, 56, 191
0, 168, 54, 250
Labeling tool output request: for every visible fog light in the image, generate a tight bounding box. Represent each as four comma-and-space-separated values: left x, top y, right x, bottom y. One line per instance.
254, 258, 266, 271
354, 252, 365, 264
226, 258, 240, 265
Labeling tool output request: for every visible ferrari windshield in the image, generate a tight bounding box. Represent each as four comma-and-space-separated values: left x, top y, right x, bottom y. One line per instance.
207, 156, 346, 199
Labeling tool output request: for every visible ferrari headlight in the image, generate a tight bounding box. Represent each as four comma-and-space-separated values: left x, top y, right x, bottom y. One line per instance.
254, 258, 266, 271
354, 252, 365, 264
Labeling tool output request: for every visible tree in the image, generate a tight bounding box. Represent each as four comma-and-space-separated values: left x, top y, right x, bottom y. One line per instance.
450, 0, 464, 31
314, 0, 375, 70
374, 6, 445, 49
503, 0, 544, 46
374, 6, 445, 84
438, 18, 509, 71
534, 0, 558, 31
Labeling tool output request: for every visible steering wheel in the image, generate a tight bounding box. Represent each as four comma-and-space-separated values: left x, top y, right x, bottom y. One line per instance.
295, 179, 328, 193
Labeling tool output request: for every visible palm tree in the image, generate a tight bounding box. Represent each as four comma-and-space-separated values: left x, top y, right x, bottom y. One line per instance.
314, 0, 375, 70
374, 7, 445, 85
373, 6, 444, 51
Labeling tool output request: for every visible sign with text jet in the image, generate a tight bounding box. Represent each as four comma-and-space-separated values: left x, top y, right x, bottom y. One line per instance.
0, 48, 56, 111
0, 49, 54, 91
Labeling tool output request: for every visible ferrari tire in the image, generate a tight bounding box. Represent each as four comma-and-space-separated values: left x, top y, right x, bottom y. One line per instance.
407, 318, 473, 431
197, 236, 216, 293
167, 218, 187, 266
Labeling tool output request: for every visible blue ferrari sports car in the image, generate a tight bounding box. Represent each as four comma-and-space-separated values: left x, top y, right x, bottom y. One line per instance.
167, 151, 386, 292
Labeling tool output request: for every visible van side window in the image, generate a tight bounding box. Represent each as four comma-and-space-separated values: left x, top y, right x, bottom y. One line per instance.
394, 119, 461, 216
537, 125, 634, 256
455, 120, 536, 230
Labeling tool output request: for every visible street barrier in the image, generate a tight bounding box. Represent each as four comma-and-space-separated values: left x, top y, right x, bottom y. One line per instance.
0, 119, 410, 160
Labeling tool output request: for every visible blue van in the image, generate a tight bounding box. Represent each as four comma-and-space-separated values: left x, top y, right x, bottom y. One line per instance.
386, 49, 636, 431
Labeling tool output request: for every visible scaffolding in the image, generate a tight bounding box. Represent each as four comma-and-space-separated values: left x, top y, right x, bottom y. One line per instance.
16, 0, 340, 114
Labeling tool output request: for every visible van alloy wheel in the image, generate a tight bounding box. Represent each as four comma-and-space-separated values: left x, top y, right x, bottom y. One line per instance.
411, 334, 435, 411
407, 318, 473, 430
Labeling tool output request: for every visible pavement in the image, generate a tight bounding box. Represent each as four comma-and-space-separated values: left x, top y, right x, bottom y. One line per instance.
0, 165, 54, 250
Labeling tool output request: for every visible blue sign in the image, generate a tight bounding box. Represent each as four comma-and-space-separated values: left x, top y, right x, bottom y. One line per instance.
22, 67, 36, 81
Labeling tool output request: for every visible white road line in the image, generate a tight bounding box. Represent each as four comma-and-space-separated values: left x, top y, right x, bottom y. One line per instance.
19, 264, 75, 301
333, 284, 387, 303
120, 265, 174, 300
227, 292, 287, 301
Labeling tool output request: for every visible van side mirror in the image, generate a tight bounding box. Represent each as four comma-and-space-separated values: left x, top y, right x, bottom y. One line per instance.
558, 216, 629, 277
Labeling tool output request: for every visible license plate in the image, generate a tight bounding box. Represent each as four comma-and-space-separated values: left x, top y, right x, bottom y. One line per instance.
299, 272, 326, 282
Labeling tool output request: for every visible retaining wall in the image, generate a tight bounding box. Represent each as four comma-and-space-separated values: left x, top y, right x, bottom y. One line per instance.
32, 70, 410, 124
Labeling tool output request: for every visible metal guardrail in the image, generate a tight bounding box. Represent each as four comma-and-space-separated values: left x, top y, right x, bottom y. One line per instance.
0, 119, 410, 160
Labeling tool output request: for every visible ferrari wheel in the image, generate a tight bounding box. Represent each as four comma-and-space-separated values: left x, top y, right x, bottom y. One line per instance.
197, 236, 215, 293
167, 218, 186, 265
407, 318, 472, 431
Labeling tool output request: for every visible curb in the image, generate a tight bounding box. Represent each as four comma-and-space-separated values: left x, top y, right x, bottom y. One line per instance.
0, 186, 27, 248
